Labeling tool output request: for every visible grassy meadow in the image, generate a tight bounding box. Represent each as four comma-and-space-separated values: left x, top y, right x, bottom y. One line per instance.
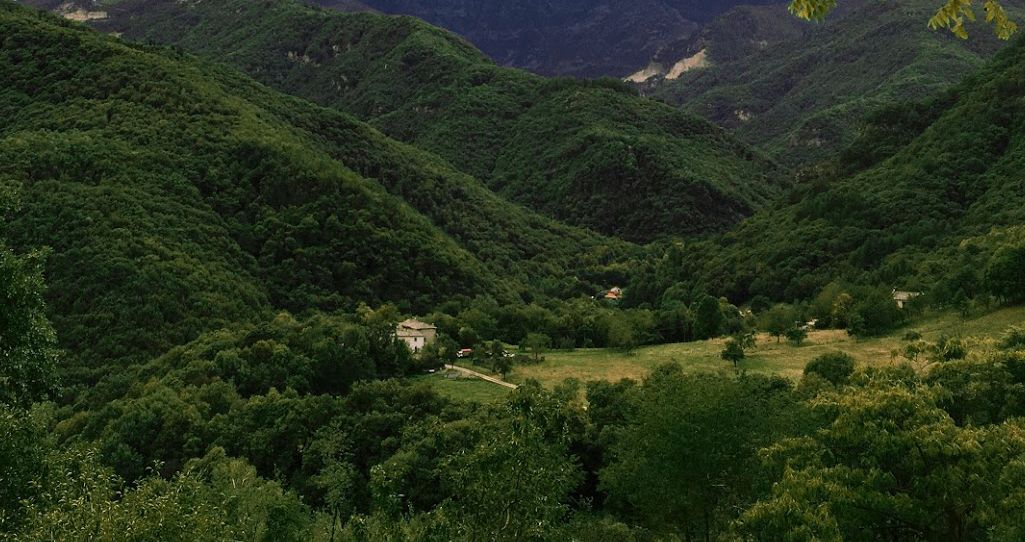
505, 306, 1025, 387
414, 369, 513, 403
424, 306, 1025, 401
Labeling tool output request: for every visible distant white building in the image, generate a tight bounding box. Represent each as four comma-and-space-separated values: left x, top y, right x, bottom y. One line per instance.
892, 290, 922, 309
395, 319, 437, 353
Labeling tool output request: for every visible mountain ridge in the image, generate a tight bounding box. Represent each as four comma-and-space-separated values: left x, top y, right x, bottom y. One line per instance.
669, 29, 1025, 304
46, 0, 789, 242
645, 0, 1024, 168
302, 0, 785, 77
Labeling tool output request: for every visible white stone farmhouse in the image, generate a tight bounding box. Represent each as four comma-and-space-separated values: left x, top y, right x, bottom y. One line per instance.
395, 318, 437, 353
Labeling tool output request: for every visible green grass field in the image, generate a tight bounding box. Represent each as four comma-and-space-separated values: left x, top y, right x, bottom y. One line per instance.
414, 369, 512, 403
507, 306, 1025, 388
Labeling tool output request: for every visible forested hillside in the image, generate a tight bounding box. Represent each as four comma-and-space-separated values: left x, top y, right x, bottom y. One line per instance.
648, 0, 1023, 167
49, 0, 789, 242
7, 2, 1025, 541
649, 30, 1025, 307
0, 0, 638, 386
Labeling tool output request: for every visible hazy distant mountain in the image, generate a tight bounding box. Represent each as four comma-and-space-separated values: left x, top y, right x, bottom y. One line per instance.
302, 0, 784, 77
624, 3, 807, 84
645, 0, 1023, 167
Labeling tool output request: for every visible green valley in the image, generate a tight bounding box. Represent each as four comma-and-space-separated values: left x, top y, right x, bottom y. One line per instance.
503, 306, 1025, 386
4, 0, 1025, 541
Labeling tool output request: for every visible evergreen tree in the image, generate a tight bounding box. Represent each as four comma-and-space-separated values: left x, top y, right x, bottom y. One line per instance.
692, 295, 724, 341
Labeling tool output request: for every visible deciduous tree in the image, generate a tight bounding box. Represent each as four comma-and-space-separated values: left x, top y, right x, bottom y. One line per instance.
602, 366, 798, 540
492, 354, 513, 379
720, 339, 746, 367
985, 241, 1025, 302
788, 0, 1016, 39
735, 375, 1025, 541
785, 325, 808, 346
522, 333, 551, 363
761, 304, 794, 343
804, 351, 855, 387
0, 244, 59, 407
692, 295, 724, 341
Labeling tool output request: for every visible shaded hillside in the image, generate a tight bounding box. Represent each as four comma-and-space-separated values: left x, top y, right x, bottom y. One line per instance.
629, 0, 881, 82
301, 0, 374, 12
55, 0, 788, 242
648, 0, 1022, 168
304, 0, 783, 78
626, 3, 807, 83
0, 0, 635, 380
673, 32, 1025, 303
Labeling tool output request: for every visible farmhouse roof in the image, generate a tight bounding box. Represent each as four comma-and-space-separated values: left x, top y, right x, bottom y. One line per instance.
396, 319, 436, 336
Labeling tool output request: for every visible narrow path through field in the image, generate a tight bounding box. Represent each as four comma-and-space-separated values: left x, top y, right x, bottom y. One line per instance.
444, 364, 518, 389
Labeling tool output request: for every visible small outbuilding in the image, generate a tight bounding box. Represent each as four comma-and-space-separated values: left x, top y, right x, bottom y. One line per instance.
892, 290, 922, 309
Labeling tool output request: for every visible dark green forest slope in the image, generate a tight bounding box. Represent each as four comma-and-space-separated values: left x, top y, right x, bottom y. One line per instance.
667, 31, 1025, 305
0, 1, 633, 382
649, 0, 1023, 168
58, 0, 788, 242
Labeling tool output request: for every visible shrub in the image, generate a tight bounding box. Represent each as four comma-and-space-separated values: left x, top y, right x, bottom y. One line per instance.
804, 351, 855, 387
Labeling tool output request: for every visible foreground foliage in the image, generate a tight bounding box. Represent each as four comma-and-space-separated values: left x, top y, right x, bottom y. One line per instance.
789, 0, 1017, 39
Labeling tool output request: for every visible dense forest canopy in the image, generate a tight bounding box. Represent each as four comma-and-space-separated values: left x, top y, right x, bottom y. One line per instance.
652, 31, 1025, 308
0, 0, 654, 385
51, 0, 791, 242
4, 0, 1025, 540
